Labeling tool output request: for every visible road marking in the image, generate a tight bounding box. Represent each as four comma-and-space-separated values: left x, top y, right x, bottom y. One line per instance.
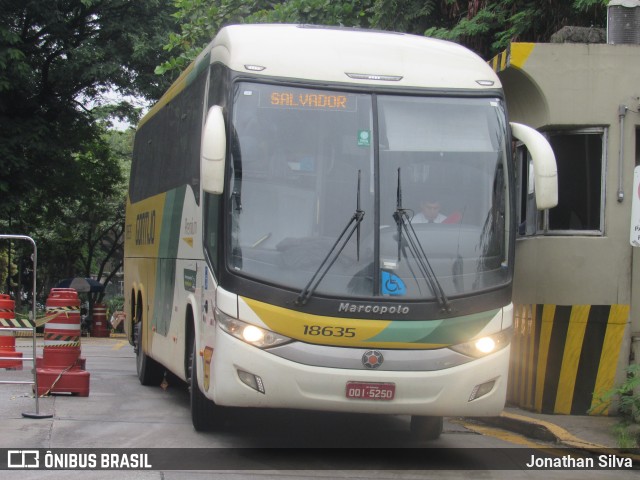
112, 340, 127, 351
453, 419, 547, 448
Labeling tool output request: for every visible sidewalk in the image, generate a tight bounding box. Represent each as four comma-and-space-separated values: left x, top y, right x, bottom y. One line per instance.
476, 406, 640, 460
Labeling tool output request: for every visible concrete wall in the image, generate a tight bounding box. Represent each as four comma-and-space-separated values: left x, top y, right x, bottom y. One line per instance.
492, 43, 639, 414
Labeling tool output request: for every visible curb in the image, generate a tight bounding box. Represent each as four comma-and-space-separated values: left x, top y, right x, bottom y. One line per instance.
477, 412, 605, 448
474, 412, 640, 463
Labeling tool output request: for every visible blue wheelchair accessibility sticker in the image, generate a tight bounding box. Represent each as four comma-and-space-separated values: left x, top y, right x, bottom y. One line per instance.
381, 271, 406, 296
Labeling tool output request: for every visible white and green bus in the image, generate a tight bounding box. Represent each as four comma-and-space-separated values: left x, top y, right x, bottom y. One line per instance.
124, 24, 557, 439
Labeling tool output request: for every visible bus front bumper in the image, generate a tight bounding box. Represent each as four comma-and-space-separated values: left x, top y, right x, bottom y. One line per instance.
207, 332, 509, 417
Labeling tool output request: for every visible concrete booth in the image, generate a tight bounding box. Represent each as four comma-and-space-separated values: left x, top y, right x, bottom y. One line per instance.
491, 2, 640, 415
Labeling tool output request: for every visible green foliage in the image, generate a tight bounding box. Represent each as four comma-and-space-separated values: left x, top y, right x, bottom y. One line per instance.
155, 0, 611, 72
105, 295, 125, 317
424, 0, 609, 57
614, 364, 640, 421
0, 0, 178, 215
371, 0, 436, 33
0, 1, 178, 299
26, 125, 130, 295
0, 246, 18, 293
249, 0, 374, 27
155, 0, 263, 75
573, 0, 608, 9
591, 364, 640, 420
156, 0, 375, 75
590, 364, 640, 448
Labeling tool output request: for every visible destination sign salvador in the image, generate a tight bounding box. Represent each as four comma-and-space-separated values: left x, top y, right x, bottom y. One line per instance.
266, 90, 356, 111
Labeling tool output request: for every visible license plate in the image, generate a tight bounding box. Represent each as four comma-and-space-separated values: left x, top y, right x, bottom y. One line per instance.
346, 382, 395, 401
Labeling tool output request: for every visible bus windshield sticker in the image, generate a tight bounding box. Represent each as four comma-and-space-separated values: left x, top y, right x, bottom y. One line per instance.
357, 130, 371, 147
381, 270, 406, 296
184, 269, 197, 292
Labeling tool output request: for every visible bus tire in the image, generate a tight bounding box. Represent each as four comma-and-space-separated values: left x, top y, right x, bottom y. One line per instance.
189, 336, 220, 431
134, 321, 164, 386
410, 415, 443, 441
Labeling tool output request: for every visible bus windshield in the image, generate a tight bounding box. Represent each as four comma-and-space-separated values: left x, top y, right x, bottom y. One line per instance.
221, 82, 511, 301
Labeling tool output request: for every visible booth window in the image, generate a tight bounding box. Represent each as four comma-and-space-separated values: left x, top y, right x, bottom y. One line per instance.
516, 128, 606, 236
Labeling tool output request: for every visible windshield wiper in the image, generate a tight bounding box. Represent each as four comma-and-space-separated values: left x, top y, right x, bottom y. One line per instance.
295, 170, 365, 306
392, 168, 451, 312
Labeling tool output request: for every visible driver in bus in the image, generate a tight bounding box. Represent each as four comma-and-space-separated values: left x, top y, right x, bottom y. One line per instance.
412, 199, 447, 224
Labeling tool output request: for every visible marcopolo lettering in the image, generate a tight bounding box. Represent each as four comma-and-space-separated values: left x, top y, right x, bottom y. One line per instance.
338, 302, 410, 315
135, 210, 156, 246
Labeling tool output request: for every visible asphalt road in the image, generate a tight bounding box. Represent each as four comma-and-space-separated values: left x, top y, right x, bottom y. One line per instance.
0, 337, 635, 479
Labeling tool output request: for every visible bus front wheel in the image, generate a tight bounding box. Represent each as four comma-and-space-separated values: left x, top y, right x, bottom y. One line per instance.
410, 415, 443, 441
189, 337, 222, 431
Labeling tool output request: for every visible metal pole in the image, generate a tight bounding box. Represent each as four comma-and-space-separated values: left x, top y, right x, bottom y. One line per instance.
617, 104, 627, 203
0, 234, 52, 419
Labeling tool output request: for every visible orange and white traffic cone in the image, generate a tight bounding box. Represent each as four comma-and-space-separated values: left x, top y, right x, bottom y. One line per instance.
91, 303, 109, 337
0, 294, 23, 370
36, 288, 90, 396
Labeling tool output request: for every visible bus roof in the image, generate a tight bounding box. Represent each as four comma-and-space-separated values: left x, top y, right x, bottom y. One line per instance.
140, 24, 500, 128
209, 24, 500, 90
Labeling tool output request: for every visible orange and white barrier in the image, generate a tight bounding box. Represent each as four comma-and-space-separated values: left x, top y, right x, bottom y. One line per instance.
0, 294, 23, 369
91, 303, 109, 338
36, 288, 90, 397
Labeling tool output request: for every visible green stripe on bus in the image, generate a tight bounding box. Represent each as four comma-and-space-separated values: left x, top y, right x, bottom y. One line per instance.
152, 186, 187, 336
367, 309, 499, 345
158, 185, 186, 259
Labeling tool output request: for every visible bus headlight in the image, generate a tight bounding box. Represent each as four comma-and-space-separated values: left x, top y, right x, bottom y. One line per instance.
215, 309, 292, 349
449, 327, 512, 358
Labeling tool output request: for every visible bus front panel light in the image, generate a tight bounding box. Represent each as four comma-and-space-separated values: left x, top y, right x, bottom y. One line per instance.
238, 370, 266, 394
449, 327, 512, 358
475, 337, 496, 354
215, 309, 292, 349
242, 325, 264, 343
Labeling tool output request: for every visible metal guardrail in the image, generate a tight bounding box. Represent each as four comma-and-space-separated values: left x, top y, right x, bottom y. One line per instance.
0, 234, 52, 419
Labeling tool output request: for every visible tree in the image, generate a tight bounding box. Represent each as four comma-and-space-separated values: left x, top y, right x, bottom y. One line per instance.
0, 0, 178, 299
28, 124, 129, 296
155, 0, 375, 75
423, 1, 609, 58
369, 0, 437, 34
0, 1, 177, 218
0, 246, 17, 294
155, 0, 611, 75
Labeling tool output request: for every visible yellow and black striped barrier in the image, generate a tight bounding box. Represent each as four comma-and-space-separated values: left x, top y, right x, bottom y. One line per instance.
0, 316, 35, 329
9, 311, 74, 336
43, 332, 81, 347
489, 46, 511, 74
508, 304, 629, 415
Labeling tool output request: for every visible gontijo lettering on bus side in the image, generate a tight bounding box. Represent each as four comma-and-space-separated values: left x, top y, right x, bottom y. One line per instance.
135, 210, 156, 246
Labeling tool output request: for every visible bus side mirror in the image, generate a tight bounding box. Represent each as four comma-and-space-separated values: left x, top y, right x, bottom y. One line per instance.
510, 122, 558, 210
201, 105, 227, 194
